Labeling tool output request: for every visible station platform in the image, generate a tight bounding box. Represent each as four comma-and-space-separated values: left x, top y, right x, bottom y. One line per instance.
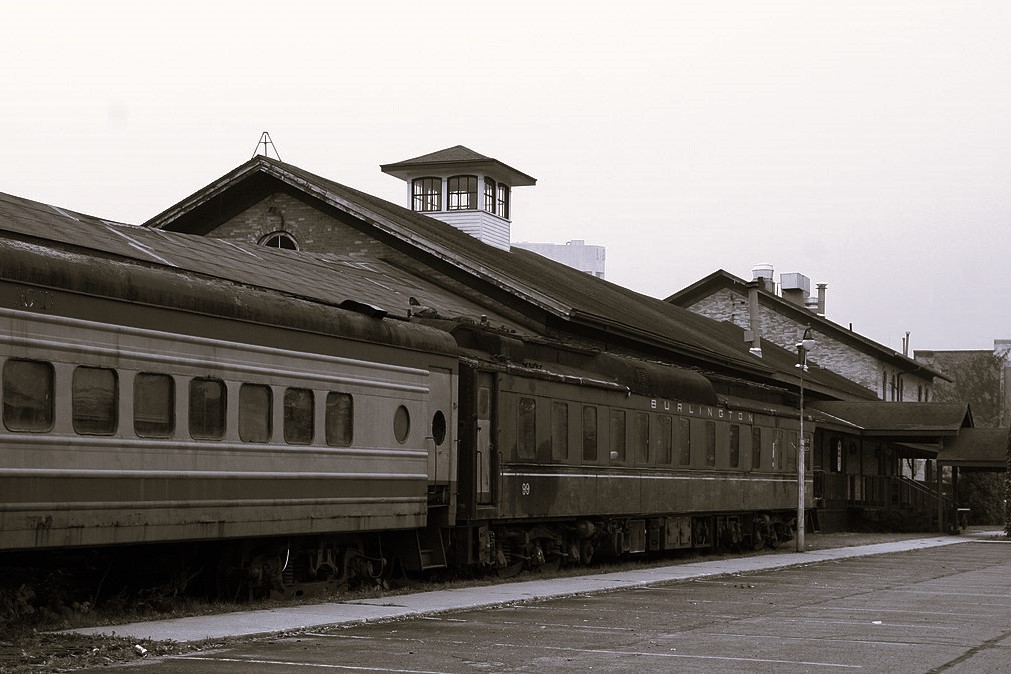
69, 532, 997, 644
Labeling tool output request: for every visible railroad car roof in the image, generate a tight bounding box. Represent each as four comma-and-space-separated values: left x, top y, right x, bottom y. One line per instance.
0, 191, 465, 354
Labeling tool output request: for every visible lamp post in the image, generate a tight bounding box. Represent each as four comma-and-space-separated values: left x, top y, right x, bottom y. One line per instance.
796, 327, 815, 553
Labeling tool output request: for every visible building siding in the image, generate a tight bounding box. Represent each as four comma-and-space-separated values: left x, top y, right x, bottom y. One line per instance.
687, 288, 933, 401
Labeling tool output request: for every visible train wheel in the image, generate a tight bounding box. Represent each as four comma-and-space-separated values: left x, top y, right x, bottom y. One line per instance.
496, 560, 524, 578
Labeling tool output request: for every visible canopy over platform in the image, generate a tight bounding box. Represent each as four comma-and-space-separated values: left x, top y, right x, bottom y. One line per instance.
938, 428, 1009, 469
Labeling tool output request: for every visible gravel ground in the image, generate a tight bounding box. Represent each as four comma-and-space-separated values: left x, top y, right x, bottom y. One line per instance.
0, 529, 997, 673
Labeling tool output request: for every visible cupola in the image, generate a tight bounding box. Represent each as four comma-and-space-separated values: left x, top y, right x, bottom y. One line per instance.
380, 145, 536, 251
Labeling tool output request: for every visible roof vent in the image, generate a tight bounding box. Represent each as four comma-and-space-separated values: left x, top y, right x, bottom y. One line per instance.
752, 264, 775, 292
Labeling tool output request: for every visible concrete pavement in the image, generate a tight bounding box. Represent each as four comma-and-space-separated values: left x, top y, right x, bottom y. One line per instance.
68, 532, 997, 644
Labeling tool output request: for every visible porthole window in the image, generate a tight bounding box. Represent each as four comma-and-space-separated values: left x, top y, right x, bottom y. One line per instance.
3, 359, 54, 432
431, 409, 447, 446
394, 405, 411, 443
259, 231, 298, 250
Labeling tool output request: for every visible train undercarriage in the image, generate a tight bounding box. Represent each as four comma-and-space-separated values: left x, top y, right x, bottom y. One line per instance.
210, 510, 799, 599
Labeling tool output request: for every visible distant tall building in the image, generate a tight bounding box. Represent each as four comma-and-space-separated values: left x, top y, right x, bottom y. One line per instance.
512, 240, 606, 279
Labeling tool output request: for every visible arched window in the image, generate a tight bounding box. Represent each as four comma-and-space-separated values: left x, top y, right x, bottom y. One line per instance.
412, 177, 442, 212
259, 231, 298, 250
447, 175, 477, 210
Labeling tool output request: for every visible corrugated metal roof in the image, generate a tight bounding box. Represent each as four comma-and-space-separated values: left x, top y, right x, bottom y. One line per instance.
0, 191, 524, 330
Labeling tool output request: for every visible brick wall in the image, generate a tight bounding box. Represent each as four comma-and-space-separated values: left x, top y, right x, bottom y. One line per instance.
208, 192, 397, 259
687, 289, 932, 400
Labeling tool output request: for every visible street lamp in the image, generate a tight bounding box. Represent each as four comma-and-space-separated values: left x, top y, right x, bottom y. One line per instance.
796, 327, 815, 553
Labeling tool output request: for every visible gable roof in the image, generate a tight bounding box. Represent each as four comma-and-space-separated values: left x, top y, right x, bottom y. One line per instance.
667, 268, 950, 382
937, 428, 1009, 468
143, 156, 792, 381
811, 401, 972, 437
380, 145, 536, 186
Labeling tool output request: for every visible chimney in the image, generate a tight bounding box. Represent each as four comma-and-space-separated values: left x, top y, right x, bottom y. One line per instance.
751, 264, 775, 293
816, 283, 827, 316
745, 280, 763, 357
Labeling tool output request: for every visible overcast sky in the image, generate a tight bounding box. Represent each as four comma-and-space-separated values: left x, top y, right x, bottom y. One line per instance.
3, 1, 1008, 351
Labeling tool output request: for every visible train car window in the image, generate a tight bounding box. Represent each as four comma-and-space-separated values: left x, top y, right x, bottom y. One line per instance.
394, 405, 411, 443
729, 424, 741, 468
635, 412, 649, 464
2, 359, 54, 432
773, 429, 784, 470
581, 405, 597, 461
658, 415, 673, 464
786, 431, 799, 471
752, 427, 762, 469
704, 421, 716, 467
517, 397, 536, 459
72, 366, 118, 435
189, 378, 226, 440
550, 401, 568, 460
134, 373, 175, 438
239, 384, 272, 443
325, 392, 354, 446
431, 409, 446, 447
283, 388, 314, 445
676, 417, 690, 465
609, 409, 626, 462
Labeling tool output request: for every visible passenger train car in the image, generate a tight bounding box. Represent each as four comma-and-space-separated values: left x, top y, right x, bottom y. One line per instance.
0, 233, 807, 596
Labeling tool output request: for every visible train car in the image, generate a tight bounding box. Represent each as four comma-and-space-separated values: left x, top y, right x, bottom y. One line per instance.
0, 236, 459, 592
446, 325, 807, 574
1, 230, 812, 598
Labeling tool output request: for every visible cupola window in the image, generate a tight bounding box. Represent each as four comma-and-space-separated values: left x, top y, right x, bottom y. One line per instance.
412, 177, 442, 212
483, 178, 496, 215
496, 183, 510, 219
447, 175, 478, 210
